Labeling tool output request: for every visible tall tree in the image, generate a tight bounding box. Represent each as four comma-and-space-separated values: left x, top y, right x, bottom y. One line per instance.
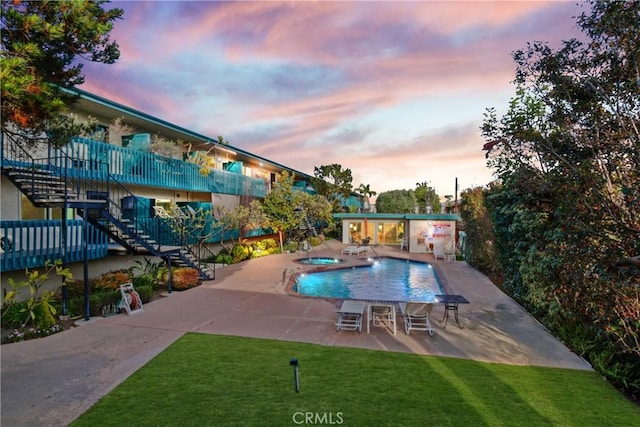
262, 171, 304, 251
375, 190, 416, 214
356, 183, 376, 212
1, 0, 123, 147
415, 181, 440, 214
481, 0, 640, 393
312, 164, 353, 211
459, 186, 501, 279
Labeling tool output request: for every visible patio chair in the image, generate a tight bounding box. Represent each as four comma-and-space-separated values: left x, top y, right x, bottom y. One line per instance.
433, 242, 446, 260
400, 238, 408, 251
399, 302, 435, 336
341, 246, 368, 255
367, 303, 396, 335
336, 300, 365, 332
444, 240, 456, 262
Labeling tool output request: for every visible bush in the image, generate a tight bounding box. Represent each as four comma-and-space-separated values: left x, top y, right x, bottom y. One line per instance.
132, 259, 165, 290
215, 252, 233, 265
231, 244, 250, 263
214, 248, 233, 264
89, 290, 121, 316
169, 268, 200, 291
284, 241, 298, 252
132, 274, 158, 291
1, 300, 28, 329
254, 238, 278, 251
1, 260, 72, 342
134, 285, 154, 303
66, 279, 96, 299
308, 236, 322, 246
94, 270, 132, 290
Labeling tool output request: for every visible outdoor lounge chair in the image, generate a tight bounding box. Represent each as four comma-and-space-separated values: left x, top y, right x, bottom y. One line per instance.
443, 240, 456, 262
399, 302, 435, 336
367, 303, 396, 335
433, 242, 446, 260
336, 300, 365, 332
341, 246, 368, 255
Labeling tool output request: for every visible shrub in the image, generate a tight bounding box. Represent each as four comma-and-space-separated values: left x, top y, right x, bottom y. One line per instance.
132, 259, 165, 289
66, 296, 83, 318
284, 241, 298, 252
254, 238, 278, 251
1, 260, 72, 340
89, 290, 121, 315
231, 244, 250, 263
67, 279, 91, 298
308, 236, 322, 246
215, 252, 233, 265
2, 300, 29, 329
214, 248, 233, 264
169, 268, 200, 291
133, 285, 154, 303
94, 270, 132, 290
132, 274, 157, 291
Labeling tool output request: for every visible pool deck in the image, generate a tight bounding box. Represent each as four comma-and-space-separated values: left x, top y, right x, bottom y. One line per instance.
0, 240, 592, 426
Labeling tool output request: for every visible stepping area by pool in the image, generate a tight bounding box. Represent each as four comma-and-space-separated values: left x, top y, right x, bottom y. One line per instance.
0, 239, 592, 426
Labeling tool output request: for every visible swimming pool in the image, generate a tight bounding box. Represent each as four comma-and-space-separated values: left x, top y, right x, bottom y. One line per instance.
294, 258, 443, 302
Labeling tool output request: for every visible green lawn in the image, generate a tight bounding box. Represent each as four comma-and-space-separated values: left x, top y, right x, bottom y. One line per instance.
72, 333, 638, 426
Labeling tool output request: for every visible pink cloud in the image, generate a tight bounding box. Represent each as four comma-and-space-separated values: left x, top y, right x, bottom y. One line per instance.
78, 0, 583, 195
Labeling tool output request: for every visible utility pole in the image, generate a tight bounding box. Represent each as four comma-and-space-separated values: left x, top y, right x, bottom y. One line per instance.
454, 177, 458, 213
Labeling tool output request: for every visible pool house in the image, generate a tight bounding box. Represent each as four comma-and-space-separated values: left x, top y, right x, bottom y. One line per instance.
335, 213, 460, 254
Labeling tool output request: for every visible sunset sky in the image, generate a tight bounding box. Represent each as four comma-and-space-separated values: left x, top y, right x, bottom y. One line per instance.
80, 1, 586, 199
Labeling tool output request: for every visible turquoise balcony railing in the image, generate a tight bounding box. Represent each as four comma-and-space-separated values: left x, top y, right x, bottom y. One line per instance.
55, 138, 267, 197
0, 220, 109, 272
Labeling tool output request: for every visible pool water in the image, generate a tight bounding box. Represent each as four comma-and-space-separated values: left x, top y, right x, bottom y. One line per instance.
296, 257, 344, 265
295, 258, 443, 302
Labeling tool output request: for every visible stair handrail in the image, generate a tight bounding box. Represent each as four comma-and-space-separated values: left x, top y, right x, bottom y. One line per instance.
1, 137, 82, 202
282, 267, 301, 289
3, 136, 213, 278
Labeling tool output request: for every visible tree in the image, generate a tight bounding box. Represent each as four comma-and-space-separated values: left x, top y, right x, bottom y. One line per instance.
312, 164, 353, 211
298, 191, 334, 237
211, 201, 267, 252
1, 0, 123, 147
356, 183, 376, 212
459, 186, 501, 280
481, 0, 640, 393
415, 181, 440, 214
263, 171, 304, 251
375, 190, 416, 214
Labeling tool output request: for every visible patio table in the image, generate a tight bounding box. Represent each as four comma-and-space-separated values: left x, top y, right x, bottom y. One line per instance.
435, 294, 469, 329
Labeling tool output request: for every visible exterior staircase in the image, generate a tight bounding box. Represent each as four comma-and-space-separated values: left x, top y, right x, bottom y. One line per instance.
1, 139, 215, 280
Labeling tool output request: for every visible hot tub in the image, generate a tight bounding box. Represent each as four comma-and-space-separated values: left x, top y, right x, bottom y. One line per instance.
295, 257, 345, 265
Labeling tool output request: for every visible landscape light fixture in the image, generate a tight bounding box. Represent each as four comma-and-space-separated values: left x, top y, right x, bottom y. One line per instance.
290, 358, 300, 393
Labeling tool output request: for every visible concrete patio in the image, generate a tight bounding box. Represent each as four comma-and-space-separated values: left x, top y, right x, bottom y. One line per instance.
0, 240, 591, 426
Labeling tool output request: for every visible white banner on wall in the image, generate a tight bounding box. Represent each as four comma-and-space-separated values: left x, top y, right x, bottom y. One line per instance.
411, 220, 456, 254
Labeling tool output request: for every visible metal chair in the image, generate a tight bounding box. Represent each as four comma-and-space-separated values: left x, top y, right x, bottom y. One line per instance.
367, 303, 396, 335
399, 302, 435, 336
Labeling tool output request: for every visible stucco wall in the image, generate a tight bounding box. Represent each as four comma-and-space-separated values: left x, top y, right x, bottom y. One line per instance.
1, 176, 20, 220
408, 220, 456, 254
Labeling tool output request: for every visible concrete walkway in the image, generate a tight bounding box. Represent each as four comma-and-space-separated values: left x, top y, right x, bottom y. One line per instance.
0, 241, 591, 426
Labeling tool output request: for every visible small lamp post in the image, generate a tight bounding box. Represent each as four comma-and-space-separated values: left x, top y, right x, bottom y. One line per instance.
290, 358, 300, 393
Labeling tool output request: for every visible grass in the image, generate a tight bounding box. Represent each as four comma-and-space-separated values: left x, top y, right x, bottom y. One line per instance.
71, 333, 638, 427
